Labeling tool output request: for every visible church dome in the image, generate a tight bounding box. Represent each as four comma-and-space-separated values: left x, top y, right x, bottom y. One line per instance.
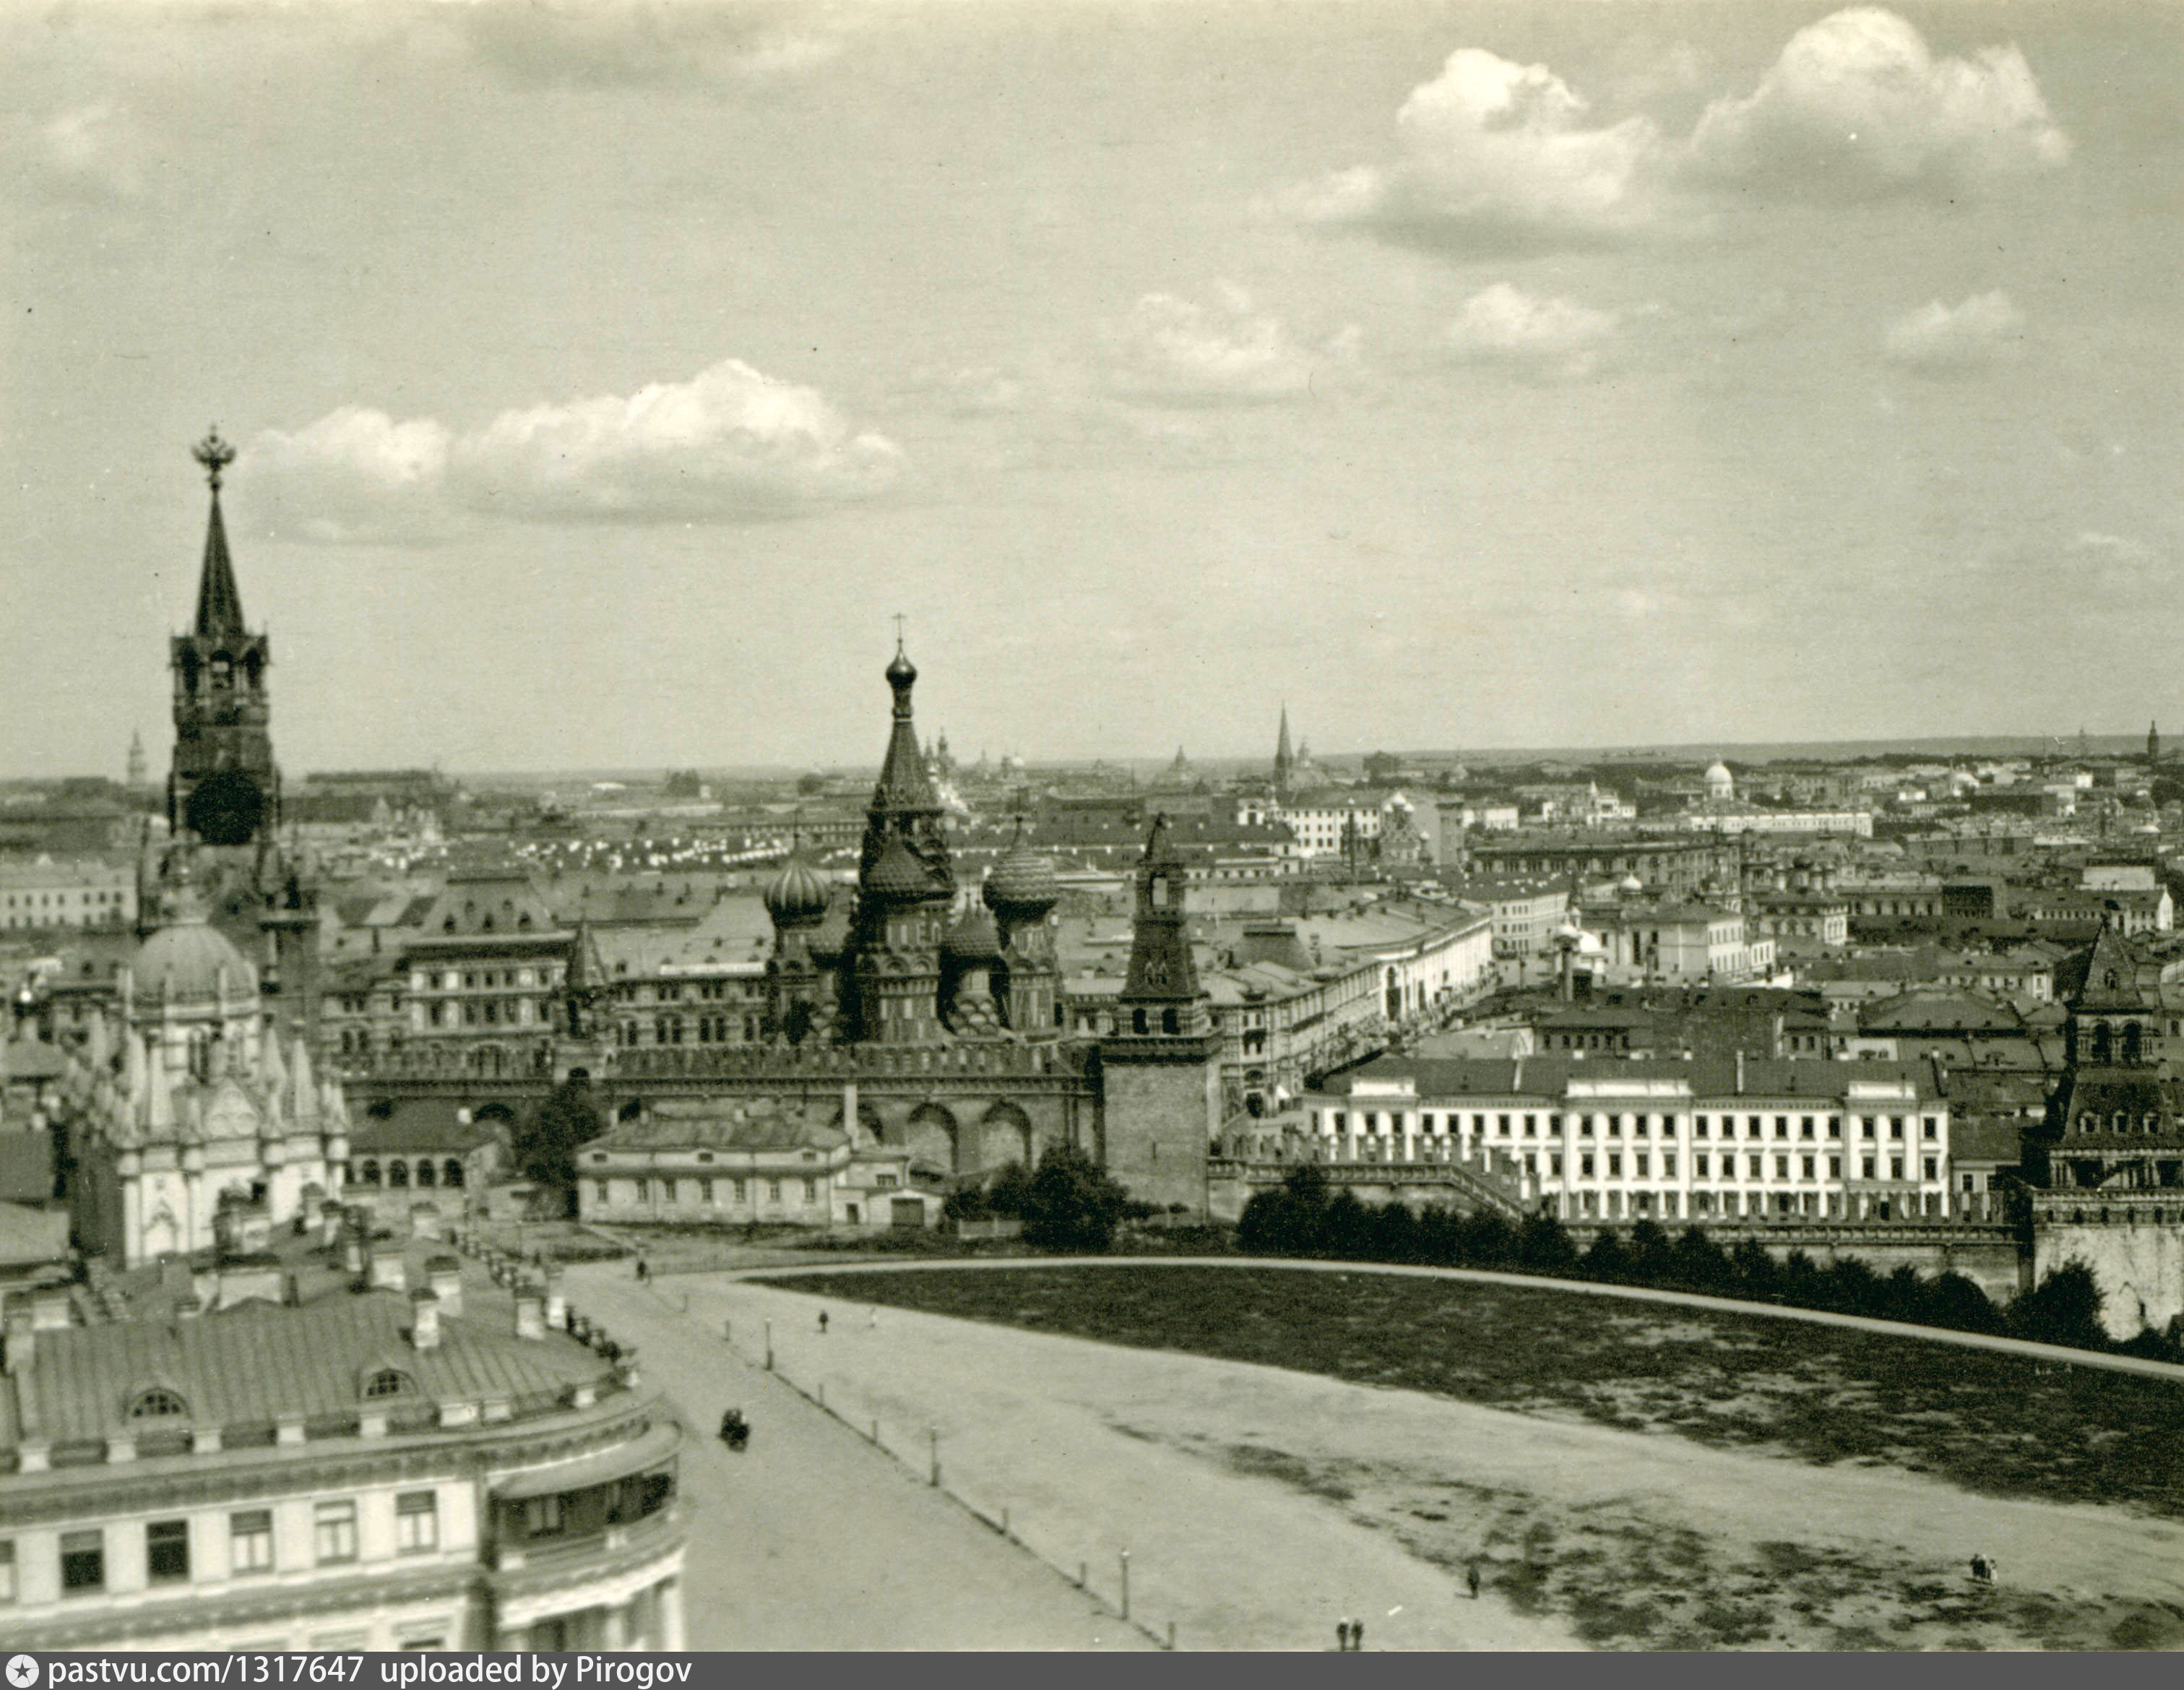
983, 828, 1059, 915
762, 853, 830, 927
944, 907, 1003, 962
131, 912, 257, 1006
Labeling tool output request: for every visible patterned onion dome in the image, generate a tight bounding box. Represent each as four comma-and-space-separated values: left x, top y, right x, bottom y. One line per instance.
865, 835, 941, 900
983, 827, 1059, 915
131, 910, 257, 1004
762, 853, 830, 927
944, 907, 1003, 962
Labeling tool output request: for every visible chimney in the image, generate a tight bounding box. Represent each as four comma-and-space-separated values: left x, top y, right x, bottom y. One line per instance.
410, 1288, 441, 1352
843, 1080, 859, 1141
426, 1256, 464, 1319
543, 1269, 566, 1332
29, 1290, 72, 1332
370, 1249, 407, 1293
1735, 1049, 1746, 1095
514, 1294, 545, 1341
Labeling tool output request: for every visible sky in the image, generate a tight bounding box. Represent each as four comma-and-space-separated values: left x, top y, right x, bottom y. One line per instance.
4, 0, 2179, 777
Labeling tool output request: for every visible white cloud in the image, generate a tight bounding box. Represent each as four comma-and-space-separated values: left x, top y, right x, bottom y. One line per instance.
1285, 10, 2067, 255
451, 359, 902, 521
1882, 291, 2026, 372
1280, 48, 1667, 251
1443, 283, 1620, 381
1688, 9, 2070, 197
241, 408, 457, 544
1102, 284, 1352, 407
243, 360, 902, 540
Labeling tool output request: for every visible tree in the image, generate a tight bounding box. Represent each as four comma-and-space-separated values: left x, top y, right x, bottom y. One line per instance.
1921, 1272, 2004, 1335
1019, 1142, 1134, 1252
513, 1077, 605, 1210
986, 1159, 1036, 1219
2007, 1262, 2111, 1353
1516, 1212, 1579, 1276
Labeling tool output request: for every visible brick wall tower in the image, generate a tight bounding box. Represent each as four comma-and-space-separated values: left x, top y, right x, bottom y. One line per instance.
168, 430, 281, 850
1097, 814, 1216, 1215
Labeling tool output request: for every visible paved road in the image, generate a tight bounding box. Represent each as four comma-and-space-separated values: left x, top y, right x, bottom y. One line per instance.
563, 1264, 1153, 1650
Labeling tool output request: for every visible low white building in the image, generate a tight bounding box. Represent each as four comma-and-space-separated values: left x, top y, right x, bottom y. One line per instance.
576, 1095, 940, 1230
1305, 1054, 1954, 1223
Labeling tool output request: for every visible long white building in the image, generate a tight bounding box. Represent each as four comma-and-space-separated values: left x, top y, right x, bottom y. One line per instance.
1305, 1054, 1954, 1223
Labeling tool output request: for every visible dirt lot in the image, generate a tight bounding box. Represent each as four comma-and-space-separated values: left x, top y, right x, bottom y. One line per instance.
731, 1264, 2184, 1650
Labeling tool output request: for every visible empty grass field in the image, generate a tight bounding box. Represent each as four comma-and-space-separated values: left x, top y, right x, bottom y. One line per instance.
768, 1264, 2184, 1518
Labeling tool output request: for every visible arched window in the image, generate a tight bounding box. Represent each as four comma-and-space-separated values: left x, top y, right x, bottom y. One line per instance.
388, 1160, 410, 1188
1162, 1008, 1179, 1035
2124, 1023, 2143, 1063
1132, 1008, 1148, 1035
2092, 1024, 2112, 1063
363, 1369, 414, 1400
415, 1159, 436, 1188
209, 653, 233, 689
359, 1160, 381, 1186
443, 1158, 465, 1188
129, 1387, 189, 1421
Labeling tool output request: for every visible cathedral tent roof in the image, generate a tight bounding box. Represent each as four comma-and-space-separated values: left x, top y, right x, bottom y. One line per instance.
193, 487, 248, 639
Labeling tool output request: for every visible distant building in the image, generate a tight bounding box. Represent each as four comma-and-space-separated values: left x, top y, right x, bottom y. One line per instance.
0, 857, 136, 931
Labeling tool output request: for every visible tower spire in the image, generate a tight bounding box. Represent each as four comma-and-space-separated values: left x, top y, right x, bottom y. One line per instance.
190, 428, 246, 638
1274, 704, 1294, 796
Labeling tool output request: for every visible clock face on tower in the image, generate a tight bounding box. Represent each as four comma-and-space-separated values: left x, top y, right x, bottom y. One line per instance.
186, 769, 266, 847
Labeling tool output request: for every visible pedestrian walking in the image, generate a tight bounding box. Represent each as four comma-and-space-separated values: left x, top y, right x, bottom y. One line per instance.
868, 1306, 879, 1329
635, 1256, 648, 1283
1969, 1555, 1985, 1584
1986, 1556, 2000, 1585
818, 1309, 829, 1335
1352, 1619, 1364, 1651
1467, 1561, 1481, 1600
1335, 1620, 1352, 1652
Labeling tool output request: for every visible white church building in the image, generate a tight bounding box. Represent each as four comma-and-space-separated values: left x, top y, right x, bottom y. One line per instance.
60, 884, 350, 1266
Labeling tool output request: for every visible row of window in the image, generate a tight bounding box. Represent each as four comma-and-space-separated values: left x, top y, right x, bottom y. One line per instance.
350, 1158, 465, 1189
598, 1176, 829, 1206
2073, 1113, 2180, 1135
1329, 1110, 1938, 1143
427, 998, 555, 1027
2, 890, 126, 905
1, 1495, 439, 1603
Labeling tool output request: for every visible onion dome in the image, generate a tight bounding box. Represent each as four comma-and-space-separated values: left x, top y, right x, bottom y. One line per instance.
944, 907, 1003, 962
1618, 873, 1644, 894
983, 822, 1059, 916
866, 835, 941, 901
763, 852, 830, 928
885, 645, 917, 689
131, 907, 257, 1005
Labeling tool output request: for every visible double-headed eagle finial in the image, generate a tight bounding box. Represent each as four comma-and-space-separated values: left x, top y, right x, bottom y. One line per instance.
191, 426, 236, 492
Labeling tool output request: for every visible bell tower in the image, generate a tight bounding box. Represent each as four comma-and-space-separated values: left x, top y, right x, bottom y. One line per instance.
168, 429, 281, 850
1096, 814, 1216, 1215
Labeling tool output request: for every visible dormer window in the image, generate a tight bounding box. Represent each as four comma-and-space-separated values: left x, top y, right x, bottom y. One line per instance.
363, 1369, 416, 1400
129, 1387, 189, 1421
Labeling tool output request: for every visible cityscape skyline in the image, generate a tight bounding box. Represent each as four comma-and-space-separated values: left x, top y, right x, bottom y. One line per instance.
6, 1, 2178, 777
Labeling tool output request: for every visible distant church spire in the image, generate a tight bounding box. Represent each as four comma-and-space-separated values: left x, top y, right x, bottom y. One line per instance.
1274, 705, 1294, 795
191, 428, 247, 639
2150, 720, 2162, 767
